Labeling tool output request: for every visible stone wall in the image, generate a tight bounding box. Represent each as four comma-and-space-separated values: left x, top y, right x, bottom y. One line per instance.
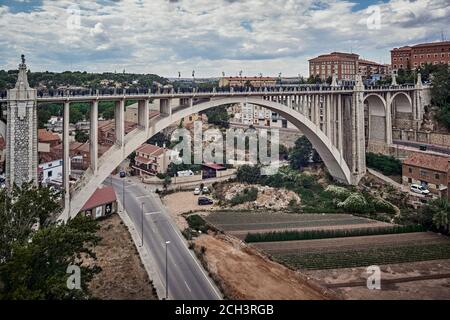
393, 128, 450, 148
369, 115, 385, 141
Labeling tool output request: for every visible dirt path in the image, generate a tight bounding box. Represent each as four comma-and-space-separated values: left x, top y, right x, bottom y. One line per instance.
88, 214, 158, 300
193, 234, 337, 300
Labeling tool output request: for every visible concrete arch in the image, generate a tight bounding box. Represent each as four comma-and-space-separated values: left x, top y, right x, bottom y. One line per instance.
363, 93, 387, 111
391, 91, 412, 113
363, 94, 387, 142
67, 97, 352, 218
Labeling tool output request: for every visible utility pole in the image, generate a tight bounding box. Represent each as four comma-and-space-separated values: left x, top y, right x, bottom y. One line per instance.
122, 179, 125, 210
165, 240, 171, 300
141, 202, 144, 247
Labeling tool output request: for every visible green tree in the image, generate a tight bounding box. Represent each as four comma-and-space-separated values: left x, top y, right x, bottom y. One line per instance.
289, 136, 312, 170
279, 144, 290, 161
74, 130, 89, 143
431, 65, 450, 108
236, 165, 261, 184
204, 106, 230, 128
422, 198, 450, 234
70, 108, 84, 124
0, 216, 100, 299
0, 183, 60, 261
0, 183, 101, 299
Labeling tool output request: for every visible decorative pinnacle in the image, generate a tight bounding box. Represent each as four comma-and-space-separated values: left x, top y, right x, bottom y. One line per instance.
21, 54, 26, 65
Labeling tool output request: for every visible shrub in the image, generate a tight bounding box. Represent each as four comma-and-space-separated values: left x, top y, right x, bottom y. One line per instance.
337, 193, 368, 213
372, 198, 397, 215
325, 185, 351, 200
229, 187, 258, 206
236, 165, 261, 184
366, 152, 402, 176
186, 215, 208, 233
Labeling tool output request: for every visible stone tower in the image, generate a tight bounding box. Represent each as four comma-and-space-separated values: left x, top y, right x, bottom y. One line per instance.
6, 56, 38, 187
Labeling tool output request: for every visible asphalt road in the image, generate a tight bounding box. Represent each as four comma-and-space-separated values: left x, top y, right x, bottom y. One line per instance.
106, 175, 221, 300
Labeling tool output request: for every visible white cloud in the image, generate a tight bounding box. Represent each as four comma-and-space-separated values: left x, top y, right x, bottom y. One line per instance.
0, 0, 448, 77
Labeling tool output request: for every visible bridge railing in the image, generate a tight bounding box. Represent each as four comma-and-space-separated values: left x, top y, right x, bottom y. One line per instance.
0, 83, 425, 102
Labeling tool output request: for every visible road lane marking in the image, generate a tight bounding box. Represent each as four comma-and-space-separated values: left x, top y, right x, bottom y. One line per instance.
184, 281, 192, 292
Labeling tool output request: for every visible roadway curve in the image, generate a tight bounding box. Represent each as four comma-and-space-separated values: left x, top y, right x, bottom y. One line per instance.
107, 176, 221, 300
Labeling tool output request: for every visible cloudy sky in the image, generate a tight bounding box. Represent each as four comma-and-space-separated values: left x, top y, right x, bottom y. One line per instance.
0, 0, 449, 77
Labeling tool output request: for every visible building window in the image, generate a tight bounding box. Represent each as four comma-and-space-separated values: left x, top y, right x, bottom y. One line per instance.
48, 170, 53, 177
408, 168, 412, 173
420, 170, 427, 177
408, 178, 412, 183
435, 173, 440, 180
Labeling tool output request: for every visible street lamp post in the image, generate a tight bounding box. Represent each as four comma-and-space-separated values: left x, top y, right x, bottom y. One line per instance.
141, 202, 144, 247
165, 240, 171, 299
122, 178, 125, 210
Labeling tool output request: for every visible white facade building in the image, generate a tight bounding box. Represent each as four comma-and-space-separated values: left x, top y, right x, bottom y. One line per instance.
38, 159, 64, 186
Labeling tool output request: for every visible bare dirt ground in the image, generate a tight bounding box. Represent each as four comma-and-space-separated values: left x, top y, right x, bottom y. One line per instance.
88, 214, 158, 300
163, 191, 215, 230
193, 233, 338, 300
306, 259, 450, 300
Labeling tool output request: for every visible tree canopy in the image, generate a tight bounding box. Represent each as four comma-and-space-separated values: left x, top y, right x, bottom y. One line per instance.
0, 183, 101, 299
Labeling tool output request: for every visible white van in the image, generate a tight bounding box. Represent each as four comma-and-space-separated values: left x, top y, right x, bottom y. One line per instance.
410, 184, 430, 195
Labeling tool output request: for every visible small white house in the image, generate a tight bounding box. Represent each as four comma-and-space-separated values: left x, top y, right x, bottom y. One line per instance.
38, 159, 63, 186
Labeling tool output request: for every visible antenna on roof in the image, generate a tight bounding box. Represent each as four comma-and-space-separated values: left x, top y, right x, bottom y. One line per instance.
441, 30, 445, 42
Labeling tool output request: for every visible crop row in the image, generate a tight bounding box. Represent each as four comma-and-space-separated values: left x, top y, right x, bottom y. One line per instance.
245, 224, 424, 243
273, 243, 450, 270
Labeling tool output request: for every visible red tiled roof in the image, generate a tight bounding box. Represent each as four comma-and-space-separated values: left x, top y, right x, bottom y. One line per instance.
135, 156, 153, 164
136, 143, 165, 157
203, 163, 226, 170
403, 152, 449, 173
358, 59, 384, 66
81, 186, 117, 211
412, 41, 450, 48
38, 129, 60, 142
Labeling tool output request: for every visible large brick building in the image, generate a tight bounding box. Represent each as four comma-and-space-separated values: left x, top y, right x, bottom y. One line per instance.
402, 152, 450, 197
309, 52, 388, 81
391, 41, 450, 72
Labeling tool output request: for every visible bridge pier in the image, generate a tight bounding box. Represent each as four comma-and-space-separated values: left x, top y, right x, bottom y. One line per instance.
90, 100, 99, 172
115, 99, 125, 147
160, 98, 171, 116
63, 101, 70, 220
138, 99, 149, 131
350, 76, 367, 184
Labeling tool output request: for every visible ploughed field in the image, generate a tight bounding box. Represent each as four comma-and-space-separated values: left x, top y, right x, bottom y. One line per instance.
253, 232, 450, 270
205, 212, 390, 240
204, 211, 450, 270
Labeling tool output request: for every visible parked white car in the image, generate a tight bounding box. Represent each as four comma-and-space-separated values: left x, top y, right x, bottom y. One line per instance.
202, 186, 209, 194
410, 184, 430, 195
193, 187, 201, 195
